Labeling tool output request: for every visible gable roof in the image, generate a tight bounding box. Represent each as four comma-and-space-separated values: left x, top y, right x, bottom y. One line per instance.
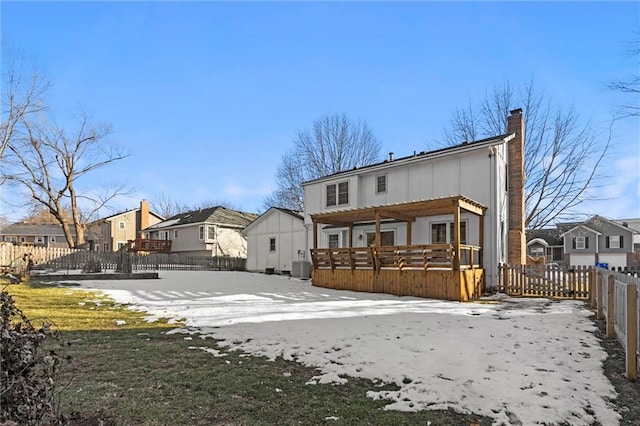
560, 224, 602, 238
145, 206, 258, 230
242, 207, 304, 234
92, 207, 164, 224
302, 132, 514, 186
526, 228, 563, 246
0, 222, 77, 237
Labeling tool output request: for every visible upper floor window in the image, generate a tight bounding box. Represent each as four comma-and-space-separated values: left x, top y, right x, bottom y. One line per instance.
119, 221, 125, 230
607, 235, 622, 249
174, 230, 178, 239
574, 236, 588, 250
199, 226, 204, 240
269, 237, 276, 252
208, 226, 216, 240
326, 181, 349, 207
376, 175, 387, 194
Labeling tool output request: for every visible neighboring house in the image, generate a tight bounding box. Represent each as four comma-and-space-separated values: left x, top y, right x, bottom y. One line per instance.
0, 223, 76, 248
85, 200, 164, 252
526, 228, 564, 264
560, 215, 639, 269
143, 206, 258, 257
301, 108, 527, 295
242, 207, 307, 275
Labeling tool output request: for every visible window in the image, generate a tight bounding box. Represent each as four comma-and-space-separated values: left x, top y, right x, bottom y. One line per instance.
103, 242, 109, 252
366, 231, 395, 246
269, 237, 276, 252
208, 226, 216, 240
530, 247, 544, 257
117, 242, 127, 250
174, 230, 178, 239
606, 235, 623, 249
36, 237, 43, 244
49, 236, 56, 243
376, 175, 387, 194
199, 226, 204, 240
575, 236, 586, 250
119, 221, 125, 230
449, 222, 467, 245
328, 234, 339, 249
326, 181, 349, 207
19, 237, 26, 243
431, 223, 447, 244
338, 182, 349, 205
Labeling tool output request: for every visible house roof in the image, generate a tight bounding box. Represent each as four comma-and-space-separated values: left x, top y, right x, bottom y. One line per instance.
145, 206, 258, 230
557, 215, 639, 236
0, 222, 77, 237
93, 207, 164, 223
302, 132, 514, 186
526, 228, 563, 246
560, 224, 602, 238
242, 207, 304, 234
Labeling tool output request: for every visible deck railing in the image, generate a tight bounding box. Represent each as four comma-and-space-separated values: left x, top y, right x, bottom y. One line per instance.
311, 244, 481, 272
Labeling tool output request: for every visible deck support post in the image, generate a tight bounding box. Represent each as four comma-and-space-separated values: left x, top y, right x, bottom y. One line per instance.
453, 201, 461, 271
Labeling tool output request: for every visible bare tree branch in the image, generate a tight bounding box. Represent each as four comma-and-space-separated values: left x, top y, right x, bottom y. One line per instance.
265, 113, 382, 211
442, 79, 610, 230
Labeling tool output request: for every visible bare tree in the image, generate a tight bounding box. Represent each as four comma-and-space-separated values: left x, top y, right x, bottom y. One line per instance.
2, 113, 129, 247
443, 80, 610, 230
265, 113, 382, 211
607, 33, 639, 118
150, 192, 190, 218
0, 58, 49, 162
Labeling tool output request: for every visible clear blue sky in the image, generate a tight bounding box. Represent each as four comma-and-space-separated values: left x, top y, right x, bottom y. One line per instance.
2, 1, 639, 222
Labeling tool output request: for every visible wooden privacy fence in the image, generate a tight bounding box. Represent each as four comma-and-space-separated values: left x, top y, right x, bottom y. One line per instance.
593, 269, 639, 381
32, 250, 246, 272
0, 243, 79, 268
498, 264, 592, 299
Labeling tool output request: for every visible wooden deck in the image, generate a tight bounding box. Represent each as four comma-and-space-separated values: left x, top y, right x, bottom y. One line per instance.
310, 245, 483, 301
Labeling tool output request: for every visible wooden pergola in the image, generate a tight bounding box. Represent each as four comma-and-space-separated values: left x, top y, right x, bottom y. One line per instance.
310, 195, 486, 271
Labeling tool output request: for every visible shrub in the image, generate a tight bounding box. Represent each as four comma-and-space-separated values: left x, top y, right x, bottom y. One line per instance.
0, 287, 69, 425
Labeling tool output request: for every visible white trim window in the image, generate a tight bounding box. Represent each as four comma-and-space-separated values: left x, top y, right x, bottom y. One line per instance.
606, 235, 623, 249
365, 230, 395, 246
530, 247, 544, 257
431, 221, 468, 245
326, 181, 349, 207
119, 221, 126, 230
103, 242, 109, 252
328, 233, 340, 249
49, 236, 56, 243
269, 237, 276, 252
575, 236, 586, 250
173, 230, 178, 239
207, 226, 216, 240
36, 237, 44, 244
376, 174, 387, 194
117, 241, 127, 250
199, 225, 205, 240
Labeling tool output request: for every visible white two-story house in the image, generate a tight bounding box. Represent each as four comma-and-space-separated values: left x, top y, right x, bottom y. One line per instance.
302, 109, 526, 300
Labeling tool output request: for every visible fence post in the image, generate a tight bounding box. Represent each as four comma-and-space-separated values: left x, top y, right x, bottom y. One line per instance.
607, 275, 615, 338
626, 284, 638, 381
596, 270, 604, 320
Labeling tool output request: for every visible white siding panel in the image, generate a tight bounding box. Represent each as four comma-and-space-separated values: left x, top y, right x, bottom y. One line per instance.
570, 254, 596, 267
598, 253, 627, 269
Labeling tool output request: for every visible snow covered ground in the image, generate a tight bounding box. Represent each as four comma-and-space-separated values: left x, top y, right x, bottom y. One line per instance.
74, 271, 620, 426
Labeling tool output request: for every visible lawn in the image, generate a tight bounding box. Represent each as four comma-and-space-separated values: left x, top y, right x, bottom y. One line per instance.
4, 280, 490, 425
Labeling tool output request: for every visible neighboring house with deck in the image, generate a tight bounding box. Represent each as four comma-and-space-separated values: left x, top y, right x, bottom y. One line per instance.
85, 200, 164, 252
0, 223, 76, 248
242, 207, 307, 276
143, 206, 258, 257
301, 109, 527, 300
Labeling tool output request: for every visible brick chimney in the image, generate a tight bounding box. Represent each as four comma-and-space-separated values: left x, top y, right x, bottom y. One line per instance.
139, 199, 150, 237
507, 108, 526, 265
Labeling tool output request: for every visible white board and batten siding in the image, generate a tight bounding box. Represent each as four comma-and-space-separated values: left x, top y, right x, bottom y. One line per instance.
243, 208, 307, 274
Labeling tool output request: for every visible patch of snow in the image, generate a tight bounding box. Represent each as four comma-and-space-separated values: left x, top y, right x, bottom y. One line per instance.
187, 346, 228, 357
115, 319, 127, 326
79, 271, 621, 426
306, 373, 348, 386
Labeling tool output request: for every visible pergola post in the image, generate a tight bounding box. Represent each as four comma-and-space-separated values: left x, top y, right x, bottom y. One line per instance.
453, 201, 461, 271
406, 220, 412, 245
374, 211, 381, 246
313, 221, 318, 249
348, 224, 354, 248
